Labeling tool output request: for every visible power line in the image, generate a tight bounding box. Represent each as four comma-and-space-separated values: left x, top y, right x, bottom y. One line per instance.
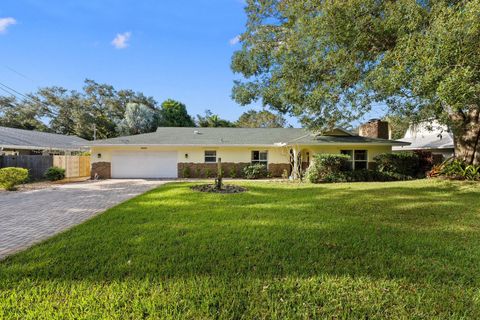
0, 85, 20, 99
0, 82, 32, 101
0, 81, 52, 110
3, 66, 36, 83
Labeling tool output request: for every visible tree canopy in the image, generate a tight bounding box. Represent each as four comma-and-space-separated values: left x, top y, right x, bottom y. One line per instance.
158, 99, 195, 127
0, 96, 49, 131
232, 0, 480, 163
0, 80, 199, 140
236, 109, 287, 128
117, 103, 159, 135
196, 110, 235, 127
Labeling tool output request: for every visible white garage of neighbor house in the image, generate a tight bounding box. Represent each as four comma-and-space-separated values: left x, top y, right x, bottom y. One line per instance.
88, 122, 409, 179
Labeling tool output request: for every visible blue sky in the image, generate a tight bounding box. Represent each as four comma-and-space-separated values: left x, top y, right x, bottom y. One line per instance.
0, 0, 384, 127
0, 1, 269, 122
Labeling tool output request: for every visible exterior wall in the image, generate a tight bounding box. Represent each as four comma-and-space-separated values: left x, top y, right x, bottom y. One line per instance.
90, 144, 392, 178
91, 146, 291, 165
300, 145, 392, 170
178, 162, 251, 178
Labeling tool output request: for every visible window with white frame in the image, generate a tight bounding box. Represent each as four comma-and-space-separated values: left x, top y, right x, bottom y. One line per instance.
340, 150, 368, 170
204, 150, 217, 163
251, 150, 268, 165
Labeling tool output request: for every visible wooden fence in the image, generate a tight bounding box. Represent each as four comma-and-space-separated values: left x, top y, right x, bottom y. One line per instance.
0, 155, 53, 180
0, 155, 91, 180
53, 156, 91, 178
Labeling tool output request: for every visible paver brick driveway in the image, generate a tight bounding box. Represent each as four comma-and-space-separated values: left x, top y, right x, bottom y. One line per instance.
0, 179, 170, 260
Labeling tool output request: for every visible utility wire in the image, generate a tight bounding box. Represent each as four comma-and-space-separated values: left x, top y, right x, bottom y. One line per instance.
3, 66, 36, 83
0, 85, 20, 99
0, 81, 52, 110
0, 82, 32, 101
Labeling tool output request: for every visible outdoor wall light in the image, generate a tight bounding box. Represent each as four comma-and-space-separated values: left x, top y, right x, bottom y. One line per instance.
185, 153, 189, 159
97, 153, 102, 158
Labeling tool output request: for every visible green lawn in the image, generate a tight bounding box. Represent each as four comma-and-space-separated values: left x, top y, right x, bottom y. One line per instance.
1, 180, 480, 319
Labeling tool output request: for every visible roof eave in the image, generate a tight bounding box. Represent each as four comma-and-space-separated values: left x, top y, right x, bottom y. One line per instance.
0, 144, 88, 151
89, 141, 410, 147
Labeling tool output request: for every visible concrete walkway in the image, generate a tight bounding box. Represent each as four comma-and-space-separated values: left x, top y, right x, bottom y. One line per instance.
0, 179, 170, 260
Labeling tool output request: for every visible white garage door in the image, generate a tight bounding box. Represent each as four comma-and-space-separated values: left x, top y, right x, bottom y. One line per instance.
111, 151, 178, 178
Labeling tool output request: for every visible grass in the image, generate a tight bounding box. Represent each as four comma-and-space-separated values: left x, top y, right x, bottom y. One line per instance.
1, 179, 480, 319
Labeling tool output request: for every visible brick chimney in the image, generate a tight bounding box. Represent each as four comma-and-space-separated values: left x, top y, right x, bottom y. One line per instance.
359, 119, 390, 139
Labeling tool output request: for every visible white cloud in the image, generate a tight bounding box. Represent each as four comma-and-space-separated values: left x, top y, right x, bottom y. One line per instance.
111, 31, 131, 49
0, 17, 17, 34
229, 35, 241, 46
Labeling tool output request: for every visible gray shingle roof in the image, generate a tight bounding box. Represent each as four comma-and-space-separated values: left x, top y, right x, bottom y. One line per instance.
392, 121, 454, 151
90, 127, 408, 146
0, 126, 88, 151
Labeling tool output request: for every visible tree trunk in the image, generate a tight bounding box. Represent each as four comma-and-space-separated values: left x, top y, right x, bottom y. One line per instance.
291, 147, 302, 179
215, 157, 223, 189
450, 108, 480, 165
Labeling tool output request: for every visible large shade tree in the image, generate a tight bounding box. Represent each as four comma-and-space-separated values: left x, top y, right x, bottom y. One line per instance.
0, 79, 160, 140
0, 96, 49, 131
158, 99, 195, 127
232, 0, 480, 164
236, 109, 287, 128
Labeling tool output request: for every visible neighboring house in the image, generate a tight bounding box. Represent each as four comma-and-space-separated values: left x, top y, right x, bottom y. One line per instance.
89, 120, 408, 179
0, 126, 89, 155
392, 120, 455, 159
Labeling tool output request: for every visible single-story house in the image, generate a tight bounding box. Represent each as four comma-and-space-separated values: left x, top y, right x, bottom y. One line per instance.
393, 120, 454, 159
0, 126, 88, 155
89, 120, 409, 179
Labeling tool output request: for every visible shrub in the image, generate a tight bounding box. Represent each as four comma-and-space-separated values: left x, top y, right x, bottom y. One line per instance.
345, 169, 411, 182
414, 150, 439, 173
464, 164, 480, 181
433, 158, 480, 181
305, 153, 415, 183
305, 154, 350, 183
0, 167, 29, 191
374, 152, 420, 177
229, 164, 237, 178
182, 166, 191, 178
205, 168, 212, 178
243, 163, 268, 179
195, 167, 202, 178
44, 166, 66, 181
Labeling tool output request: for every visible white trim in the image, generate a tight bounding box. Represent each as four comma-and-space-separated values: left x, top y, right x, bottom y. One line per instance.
340, 149, 369, 170
0, 144, 87, 151
251, 150, 269, 165
204, 150, 217, 163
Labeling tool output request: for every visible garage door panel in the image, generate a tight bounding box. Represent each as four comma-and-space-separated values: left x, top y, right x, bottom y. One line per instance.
111, 152, 178, 178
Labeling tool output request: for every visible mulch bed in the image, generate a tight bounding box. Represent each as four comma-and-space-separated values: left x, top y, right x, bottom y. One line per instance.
191, 184, 247, 194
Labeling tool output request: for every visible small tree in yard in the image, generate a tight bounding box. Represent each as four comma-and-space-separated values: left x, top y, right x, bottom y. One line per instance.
215, 158, 223, 190
0, 168, 29, 191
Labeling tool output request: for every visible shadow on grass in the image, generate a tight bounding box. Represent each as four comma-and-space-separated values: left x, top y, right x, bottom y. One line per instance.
1, 181, 479, 289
